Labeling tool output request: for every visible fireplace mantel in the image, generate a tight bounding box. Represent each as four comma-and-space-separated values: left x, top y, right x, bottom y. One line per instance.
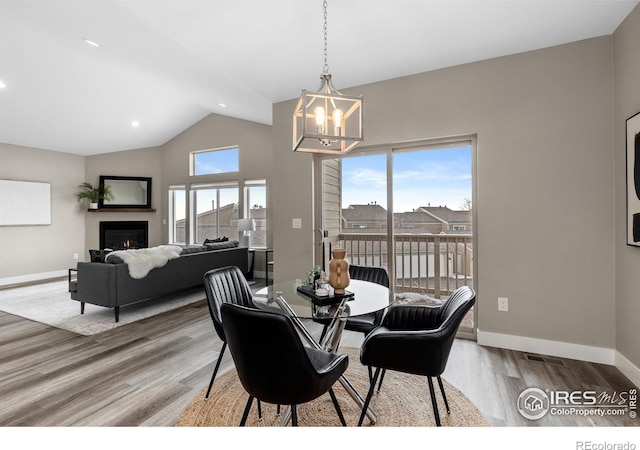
88, 208, 156, 212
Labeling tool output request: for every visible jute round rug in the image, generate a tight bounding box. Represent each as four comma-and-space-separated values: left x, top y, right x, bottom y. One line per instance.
175, 348, 489, 427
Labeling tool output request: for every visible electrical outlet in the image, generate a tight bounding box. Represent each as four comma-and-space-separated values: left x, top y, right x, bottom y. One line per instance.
498, 297, 509, 312
73, 253, 79, 260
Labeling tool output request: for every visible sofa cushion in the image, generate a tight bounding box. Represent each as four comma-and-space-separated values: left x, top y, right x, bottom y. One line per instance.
106, 255, 124, 264
205, 241, 239, 251
177, 245, 209, 254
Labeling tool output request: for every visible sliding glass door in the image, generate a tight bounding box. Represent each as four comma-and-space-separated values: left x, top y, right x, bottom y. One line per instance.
317, 138, 476, 337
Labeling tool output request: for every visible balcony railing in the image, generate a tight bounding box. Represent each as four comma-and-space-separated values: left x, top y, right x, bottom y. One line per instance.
338, 233, 473, 299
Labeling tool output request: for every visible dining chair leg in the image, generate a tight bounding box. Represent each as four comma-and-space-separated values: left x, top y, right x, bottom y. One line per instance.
204, 342, 226, 400
427, 377, 441, 426
437, 375, 450, 414
240, 395, 254, 426
291, 404, 298, 426
358, 367, 381, 426
376, 368, 387, 392
257, 400, 263, 421
328, 388, 347, 426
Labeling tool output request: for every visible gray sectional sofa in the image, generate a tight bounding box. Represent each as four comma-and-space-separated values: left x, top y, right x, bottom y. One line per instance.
70, 242, 248, 322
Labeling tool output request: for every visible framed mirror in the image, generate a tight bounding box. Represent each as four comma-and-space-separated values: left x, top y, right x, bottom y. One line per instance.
98, 175, 152, 209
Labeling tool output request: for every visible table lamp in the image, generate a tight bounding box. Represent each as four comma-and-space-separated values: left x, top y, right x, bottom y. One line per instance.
238, 218, 256, 248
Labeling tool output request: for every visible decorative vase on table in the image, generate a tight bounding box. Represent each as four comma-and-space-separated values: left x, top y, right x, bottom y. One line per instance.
328, 248, 350, 294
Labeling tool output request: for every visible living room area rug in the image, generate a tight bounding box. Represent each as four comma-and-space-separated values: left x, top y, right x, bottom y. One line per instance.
175, 347, 489, 427
0, 280, 206, 336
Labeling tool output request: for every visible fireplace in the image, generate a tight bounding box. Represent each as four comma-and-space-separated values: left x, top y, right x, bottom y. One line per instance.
100, 221, 148, 250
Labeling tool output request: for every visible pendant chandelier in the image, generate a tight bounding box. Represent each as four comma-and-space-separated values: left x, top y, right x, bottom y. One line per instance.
293, 0, 363, 154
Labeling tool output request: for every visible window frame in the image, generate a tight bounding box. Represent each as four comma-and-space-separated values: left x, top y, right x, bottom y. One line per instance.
168, 185, 186, 244
244, 179, 267, 249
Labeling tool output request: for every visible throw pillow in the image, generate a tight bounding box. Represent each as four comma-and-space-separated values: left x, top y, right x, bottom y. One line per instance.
89, 249, 112, 263
204, 236, 229, 244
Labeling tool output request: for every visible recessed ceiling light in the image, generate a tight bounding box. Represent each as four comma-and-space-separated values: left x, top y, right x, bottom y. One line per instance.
131, 121, 140, 127
83, 38, 100, 47
0, 80, 6, 89
218, 103, 227, 108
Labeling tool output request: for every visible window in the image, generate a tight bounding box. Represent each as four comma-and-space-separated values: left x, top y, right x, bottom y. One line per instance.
190, 182, 239, 244
245, 180, 267, 248
191, 147, 239, 176
168, 186, 186, 244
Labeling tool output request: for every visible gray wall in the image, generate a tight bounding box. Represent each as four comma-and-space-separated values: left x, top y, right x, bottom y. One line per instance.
273, 36, 616, 350
0, 143, 85, 283
614, 6, 640, 369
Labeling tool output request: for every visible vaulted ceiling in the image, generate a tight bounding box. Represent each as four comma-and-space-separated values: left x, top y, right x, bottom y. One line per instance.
0, 0, 637, 155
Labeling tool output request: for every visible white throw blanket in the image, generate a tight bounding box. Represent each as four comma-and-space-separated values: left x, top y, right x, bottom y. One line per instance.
105, 245, 183, 279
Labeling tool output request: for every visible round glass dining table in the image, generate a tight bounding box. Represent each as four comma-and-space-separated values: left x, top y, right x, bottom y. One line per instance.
254, 279, 393, 319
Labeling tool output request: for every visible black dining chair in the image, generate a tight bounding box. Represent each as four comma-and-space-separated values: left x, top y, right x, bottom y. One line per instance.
220, 303, 349, 426
316, 264, 390, 343
357, 285, 476, 426
203, 265, 270, 417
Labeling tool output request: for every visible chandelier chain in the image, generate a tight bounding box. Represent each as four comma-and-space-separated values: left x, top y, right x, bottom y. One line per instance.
322, 0, 329, 74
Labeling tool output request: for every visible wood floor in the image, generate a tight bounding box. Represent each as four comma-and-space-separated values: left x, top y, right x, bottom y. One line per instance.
0, 283, 637, 428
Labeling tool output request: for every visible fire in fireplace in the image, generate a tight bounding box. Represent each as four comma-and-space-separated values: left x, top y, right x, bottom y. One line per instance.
100, 221, 148, 250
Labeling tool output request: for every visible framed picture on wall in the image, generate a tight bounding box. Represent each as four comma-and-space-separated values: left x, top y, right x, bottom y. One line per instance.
626, 111, 640, 246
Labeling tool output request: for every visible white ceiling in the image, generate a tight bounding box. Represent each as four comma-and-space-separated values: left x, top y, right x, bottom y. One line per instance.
0, 0, 637, 156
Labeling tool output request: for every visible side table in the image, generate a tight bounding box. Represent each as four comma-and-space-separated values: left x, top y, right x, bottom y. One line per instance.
68, 268, 77, 293
251, 248, 273, 285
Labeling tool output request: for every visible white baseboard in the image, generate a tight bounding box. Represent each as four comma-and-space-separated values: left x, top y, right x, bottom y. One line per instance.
615, 351, 640, 388
0, 270, 67, 287
477, 330, 640, 387
477, 330, 616, 365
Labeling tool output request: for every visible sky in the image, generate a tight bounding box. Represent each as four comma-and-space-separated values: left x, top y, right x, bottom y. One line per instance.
341, 145, 472, 213
194, 147, 239, 175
